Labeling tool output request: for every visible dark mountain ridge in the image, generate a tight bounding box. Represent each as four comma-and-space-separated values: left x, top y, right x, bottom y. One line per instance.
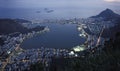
14, 19, 31, 23
88, 9, 120, 38
0, 19, 45, 35
0, 19, 28, 35
91, 8, 120, 20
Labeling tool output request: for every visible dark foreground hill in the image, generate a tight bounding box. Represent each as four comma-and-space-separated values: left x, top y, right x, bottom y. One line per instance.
0, 37, 4, 46
103, 20, 120, 38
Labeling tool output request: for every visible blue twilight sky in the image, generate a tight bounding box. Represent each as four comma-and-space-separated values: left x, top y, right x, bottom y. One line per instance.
0, 0, 119, 8
0, 0, 120, 19
0, 0, 120, 11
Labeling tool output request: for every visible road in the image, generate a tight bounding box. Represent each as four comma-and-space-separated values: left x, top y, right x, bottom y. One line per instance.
1, 44, 21, 71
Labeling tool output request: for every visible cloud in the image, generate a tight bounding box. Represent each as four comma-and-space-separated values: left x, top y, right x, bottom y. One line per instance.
104, 0, 120, 2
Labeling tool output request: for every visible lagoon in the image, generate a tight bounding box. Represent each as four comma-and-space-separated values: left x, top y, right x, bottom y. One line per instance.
21, 23, 86, 49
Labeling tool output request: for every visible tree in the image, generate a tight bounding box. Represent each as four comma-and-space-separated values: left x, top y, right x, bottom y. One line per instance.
29, 62, 44, 71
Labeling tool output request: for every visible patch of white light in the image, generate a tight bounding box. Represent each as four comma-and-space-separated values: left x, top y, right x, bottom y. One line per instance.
75, 54, 78, 57
77, 27, 82, 31
73, 46, 85, 52
79, 33, 86, 37
69, 51, 75, 55
7, 51, 11, 54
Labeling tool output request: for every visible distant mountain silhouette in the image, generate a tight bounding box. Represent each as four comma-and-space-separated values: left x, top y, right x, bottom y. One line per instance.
91, 8, 120, 20
0, 19, 45, 35
14, 19, 31, 23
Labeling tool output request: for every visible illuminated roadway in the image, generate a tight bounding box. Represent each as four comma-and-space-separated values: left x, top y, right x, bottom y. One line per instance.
1, 44, 21, 71
96, 26, 105, 46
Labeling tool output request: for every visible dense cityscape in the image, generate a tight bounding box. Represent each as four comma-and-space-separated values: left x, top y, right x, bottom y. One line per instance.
0, 0, 120, 71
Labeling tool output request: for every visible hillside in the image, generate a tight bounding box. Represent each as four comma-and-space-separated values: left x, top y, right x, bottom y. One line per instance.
91, 8, 120, 20
90, 9, 120, 37
0, 19, 28, 35
0, 19, 45, 35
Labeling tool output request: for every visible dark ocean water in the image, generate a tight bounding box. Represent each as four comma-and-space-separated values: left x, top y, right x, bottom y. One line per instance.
0, 8, 97, 20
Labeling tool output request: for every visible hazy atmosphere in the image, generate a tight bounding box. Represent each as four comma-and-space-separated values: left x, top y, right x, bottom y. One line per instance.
0, 0, 120, 19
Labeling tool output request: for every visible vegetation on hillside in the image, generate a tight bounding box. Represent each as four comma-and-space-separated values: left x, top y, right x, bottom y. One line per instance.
0, 37, 4, 46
